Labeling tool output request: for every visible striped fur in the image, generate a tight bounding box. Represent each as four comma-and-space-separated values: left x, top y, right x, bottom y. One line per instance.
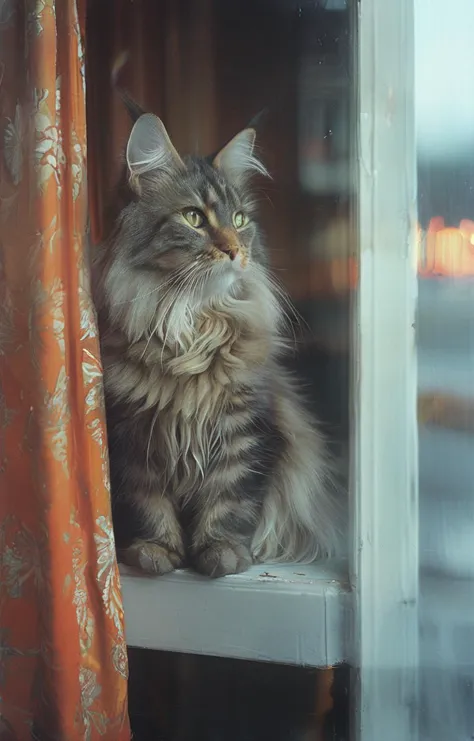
93, 115, 343, 577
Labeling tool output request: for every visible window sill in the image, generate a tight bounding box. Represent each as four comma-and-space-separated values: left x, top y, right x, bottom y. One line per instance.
120, 559, 350, 667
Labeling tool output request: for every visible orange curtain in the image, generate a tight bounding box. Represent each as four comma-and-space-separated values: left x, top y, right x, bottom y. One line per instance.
0, 2, 130, 740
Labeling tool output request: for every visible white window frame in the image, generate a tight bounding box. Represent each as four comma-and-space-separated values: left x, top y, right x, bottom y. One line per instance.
351, 0, 419, 740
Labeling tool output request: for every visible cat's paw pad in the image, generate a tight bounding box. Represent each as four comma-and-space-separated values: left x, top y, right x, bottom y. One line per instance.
120, 542, 183, 576
193, 543, 253, 578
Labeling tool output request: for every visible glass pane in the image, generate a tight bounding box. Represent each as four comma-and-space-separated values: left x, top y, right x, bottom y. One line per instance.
415, 0, 474, 737
86, 1, 353, 464
86, 0, 353, 737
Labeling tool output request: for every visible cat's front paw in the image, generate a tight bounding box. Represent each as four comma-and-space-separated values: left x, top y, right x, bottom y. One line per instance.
193, 543, 253, 578
119, 541, 184, 576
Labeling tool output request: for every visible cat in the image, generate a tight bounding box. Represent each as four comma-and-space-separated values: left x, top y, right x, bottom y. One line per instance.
92, 104, 343, 578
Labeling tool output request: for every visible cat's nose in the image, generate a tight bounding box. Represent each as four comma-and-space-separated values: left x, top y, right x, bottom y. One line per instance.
216, 243, 239, 261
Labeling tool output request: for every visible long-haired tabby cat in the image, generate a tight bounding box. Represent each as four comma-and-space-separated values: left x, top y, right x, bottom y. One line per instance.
93, 100, 343, 578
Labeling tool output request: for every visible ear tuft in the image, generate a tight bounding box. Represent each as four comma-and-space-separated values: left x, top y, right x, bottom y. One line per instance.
112, 51, 146, 124
126, 114, 184, 184
213, 128, 269, 180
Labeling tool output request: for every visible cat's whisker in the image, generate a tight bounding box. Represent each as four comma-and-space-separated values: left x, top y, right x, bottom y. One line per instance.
159, 265, 204, 357
114, 262, 196, 307
145, 405, 160, 472
257, 265, 309, 339
139, 263, 202, 362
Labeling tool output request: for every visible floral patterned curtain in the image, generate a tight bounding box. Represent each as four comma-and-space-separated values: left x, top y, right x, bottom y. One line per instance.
0, 2, 130, 739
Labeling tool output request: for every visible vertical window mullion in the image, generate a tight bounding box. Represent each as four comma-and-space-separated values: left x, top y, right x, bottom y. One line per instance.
351, 0, 419, 739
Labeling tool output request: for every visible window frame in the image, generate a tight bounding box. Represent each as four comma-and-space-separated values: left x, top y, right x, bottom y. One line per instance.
350, 0, 419, 739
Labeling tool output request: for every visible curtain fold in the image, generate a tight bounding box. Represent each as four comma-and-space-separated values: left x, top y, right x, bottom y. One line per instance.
0, 2, 130, 739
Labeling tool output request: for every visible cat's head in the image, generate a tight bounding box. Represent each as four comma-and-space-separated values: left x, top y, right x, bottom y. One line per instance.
100, 112, 277, 344
110, 112, 269, 299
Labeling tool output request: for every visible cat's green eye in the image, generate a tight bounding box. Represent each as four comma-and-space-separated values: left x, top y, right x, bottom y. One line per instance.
233, 211, 249, 230
183, 209, 206, 229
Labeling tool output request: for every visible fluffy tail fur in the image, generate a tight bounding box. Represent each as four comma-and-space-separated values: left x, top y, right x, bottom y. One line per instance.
251, 374, 346, 564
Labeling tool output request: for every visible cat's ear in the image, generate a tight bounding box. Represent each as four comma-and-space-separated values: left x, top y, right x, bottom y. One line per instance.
213, 128, 269, 182
126, 113, 184, 189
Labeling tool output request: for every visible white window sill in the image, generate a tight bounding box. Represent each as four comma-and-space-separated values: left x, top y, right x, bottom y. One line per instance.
120, 559, 350, 667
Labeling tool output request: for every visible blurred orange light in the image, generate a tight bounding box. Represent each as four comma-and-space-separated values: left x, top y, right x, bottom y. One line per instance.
418, 218, 474, 277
